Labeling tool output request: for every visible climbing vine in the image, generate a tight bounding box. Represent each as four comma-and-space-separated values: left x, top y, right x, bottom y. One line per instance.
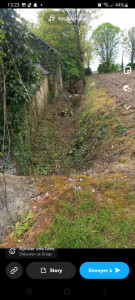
29, 33, 60, 75
0, 9, 43, 174
28, 32, 62, 99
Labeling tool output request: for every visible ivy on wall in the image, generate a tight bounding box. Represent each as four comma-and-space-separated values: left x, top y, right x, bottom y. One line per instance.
0, 9, 63, 175
28, 32, 62, 98
0, 9, 43, 175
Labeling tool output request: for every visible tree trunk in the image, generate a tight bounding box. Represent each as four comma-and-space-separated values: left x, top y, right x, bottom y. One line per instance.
121, 51, 124, 70
64, 8, 86, 87
131, 48, 134, 68
74, 17, 86, 86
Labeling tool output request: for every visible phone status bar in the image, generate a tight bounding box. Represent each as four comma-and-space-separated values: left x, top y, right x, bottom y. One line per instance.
97, 3, 129, 8
7, 3, 43, 8
2, 2, 134, 9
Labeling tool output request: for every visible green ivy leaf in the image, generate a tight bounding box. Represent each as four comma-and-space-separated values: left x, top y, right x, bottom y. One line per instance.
0, 18, 5, 24
27, 211, 34, 219
21, 211, 25, 219
24, 222, 29, 230
16, 229, 23, 235
9, 232, 15, 238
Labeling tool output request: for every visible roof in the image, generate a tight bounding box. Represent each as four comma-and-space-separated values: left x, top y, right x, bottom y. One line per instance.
28, 29, 55, 52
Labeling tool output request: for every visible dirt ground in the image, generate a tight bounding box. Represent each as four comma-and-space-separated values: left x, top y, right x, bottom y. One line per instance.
0, 175, 83, 248
0, 173, 38, 243
93, 71, 135, 109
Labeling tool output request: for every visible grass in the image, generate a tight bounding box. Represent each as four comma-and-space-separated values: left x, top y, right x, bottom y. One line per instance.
34, 177, 135, 248
127, 192, 135, 201
98, 180, 126, 190
29, 76, 135, 249
113, 125, 127, 136
35, 202, 135, 248
30, 77, 134, 176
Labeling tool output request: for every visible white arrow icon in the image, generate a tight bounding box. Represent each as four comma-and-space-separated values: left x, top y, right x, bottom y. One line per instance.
115, 268, 120, 273
124, 105, 131, 110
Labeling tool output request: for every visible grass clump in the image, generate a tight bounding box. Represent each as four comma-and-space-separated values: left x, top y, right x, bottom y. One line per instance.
34, 184, 135, 248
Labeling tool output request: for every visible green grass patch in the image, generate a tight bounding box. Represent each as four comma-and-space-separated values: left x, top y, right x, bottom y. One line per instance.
98, 180, 126, 190
34, 205, 135, 248
84, 100, 93, 112
113, 125, 127, 136
34, 186, 135, 248
127, 192, 135, 201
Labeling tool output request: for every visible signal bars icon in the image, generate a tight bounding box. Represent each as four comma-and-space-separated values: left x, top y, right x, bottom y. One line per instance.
103, 3, 110, 7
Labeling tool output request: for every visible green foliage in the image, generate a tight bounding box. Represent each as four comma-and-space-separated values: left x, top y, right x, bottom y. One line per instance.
0, 9, 43, 174
93, 123, 107, 140
0, 19, 5, 63
9, 210, 34, 243
27, 9, 85, 83
98, 62, 120, 73
13, 128, 32, 175
127, 62, 135, 70
28, 32, 60, 88
85, 67, 92, 75
113, 125, 127, 136
92, 22, 121, 66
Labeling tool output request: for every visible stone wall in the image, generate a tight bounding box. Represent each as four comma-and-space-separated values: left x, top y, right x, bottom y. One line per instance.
27, 75, 48, 128
28, 65, 63, 127
55, 65, 63, 96
34, 74, 48, 116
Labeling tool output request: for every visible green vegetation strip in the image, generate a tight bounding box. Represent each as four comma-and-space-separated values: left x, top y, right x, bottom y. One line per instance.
34, 183, 135, 248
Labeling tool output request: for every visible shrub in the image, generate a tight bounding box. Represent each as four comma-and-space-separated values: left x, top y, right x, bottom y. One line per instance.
98, 62, 120, 73
85, 67, 92, 75
127, 63, 135, 70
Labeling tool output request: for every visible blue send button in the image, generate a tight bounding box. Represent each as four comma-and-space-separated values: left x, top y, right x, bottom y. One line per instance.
79, 262, 129, 279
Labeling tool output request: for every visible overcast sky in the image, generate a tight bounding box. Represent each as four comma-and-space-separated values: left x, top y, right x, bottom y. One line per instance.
18, 8, 135, 71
